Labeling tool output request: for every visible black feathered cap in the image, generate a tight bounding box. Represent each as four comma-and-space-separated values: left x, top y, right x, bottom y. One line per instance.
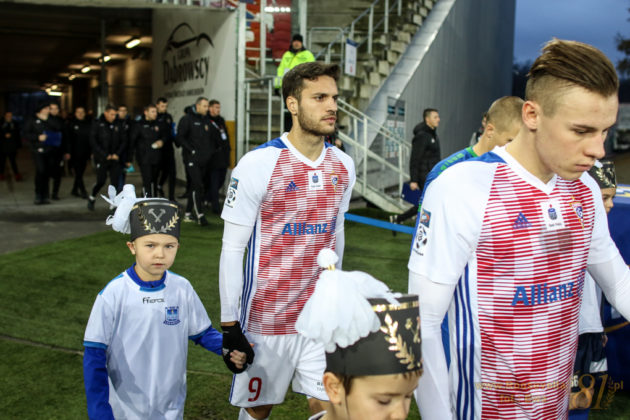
129, 199, 180, 241
325, 294, 422, 376
588, 160, 616, 190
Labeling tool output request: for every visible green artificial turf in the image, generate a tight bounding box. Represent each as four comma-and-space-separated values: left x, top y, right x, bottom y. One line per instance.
0, 208, 628, 419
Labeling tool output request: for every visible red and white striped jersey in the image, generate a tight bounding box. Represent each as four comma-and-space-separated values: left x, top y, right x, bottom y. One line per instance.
409, 146, 617, 419
222, 134, 355, 335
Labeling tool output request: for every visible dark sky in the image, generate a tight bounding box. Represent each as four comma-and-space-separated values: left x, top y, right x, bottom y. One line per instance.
514, 0, 629, 65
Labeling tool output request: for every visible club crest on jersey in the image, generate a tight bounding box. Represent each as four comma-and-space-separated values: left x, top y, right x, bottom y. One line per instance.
225, 177, 238, 208
330, 172, 339, 191
570, 200, 584, 228
308, 170, 323, 190
164, 306, 181, 325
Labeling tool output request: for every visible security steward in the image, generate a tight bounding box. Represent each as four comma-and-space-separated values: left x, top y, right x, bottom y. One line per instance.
131, 104, 163, 198
23, 101, 57, 204
67, 106, 92, 198
175, 96, 215, 226
156, 97, 176, 200
88, 104, 127, 210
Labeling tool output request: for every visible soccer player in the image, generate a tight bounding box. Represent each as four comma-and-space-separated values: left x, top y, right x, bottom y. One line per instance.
411, 95, 524, 359
409, 39, 630, 419
83, 185, 246, 419
219, 62, 356, 420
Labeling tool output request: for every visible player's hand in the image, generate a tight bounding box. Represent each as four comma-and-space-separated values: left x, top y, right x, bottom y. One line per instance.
409, 182, 420, 191
38, 134, 47, 142
221, 322, 254, 373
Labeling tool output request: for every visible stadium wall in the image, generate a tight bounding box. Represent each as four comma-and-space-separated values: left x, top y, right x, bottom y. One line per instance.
367, 0, 516, 157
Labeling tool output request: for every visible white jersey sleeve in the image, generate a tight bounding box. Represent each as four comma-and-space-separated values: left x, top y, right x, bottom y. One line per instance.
407, 160, 493, 283
331, 147, 355, 269
221, 147, 279, 227
84, 275, 122, 347
186, 282, 213, 336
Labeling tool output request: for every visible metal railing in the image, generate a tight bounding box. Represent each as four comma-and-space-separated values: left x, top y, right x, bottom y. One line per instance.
312, 0, 404, 66
242, 75, 285, 152
337, 98, 410, 210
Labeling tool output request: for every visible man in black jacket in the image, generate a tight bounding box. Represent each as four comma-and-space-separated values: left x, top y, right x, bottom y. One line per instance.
155, 97, 176, 200
48, 102, 68, 200
1, 111, 22, 181
205, 99, 231, 214
67, 106, 91, 198
132, 104, 163, 197
87, 104, 127, 210
392, 107, 441, 224
176, 96, 215, 226
23, 101, 57, 204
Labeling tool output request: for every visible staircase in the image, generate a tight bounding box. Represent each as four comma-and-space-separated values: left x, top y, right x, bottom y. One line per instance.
241, 0, 439, 212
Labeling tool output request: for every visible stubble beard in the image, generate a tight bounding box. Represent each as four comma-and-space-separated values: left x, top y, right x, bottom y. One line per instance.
297, 108, 335, 137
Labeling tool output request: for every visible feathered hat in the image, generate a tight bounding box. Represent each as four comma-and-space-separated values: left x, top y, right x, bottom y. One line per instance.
102, 184, 181, 241
588, 160, 616, 190
296, 249, 422, 376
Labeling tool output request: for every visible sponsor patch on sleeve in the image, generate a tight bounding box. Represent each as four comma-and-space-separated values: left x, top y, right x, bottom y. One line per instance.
413, 209, 431, 256
225, 177, 239, 208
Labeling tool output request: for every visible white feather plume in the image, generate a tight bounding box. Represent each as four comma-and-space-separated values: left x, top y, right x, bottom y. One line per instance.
102, 184, 139, 234
296, 248, 399, 352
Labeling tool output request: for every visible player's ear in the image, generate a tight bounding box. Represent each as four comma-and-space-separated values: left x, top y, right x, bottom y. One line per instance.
126, 241, 136, 255
323, 372, 345, 405
484, 122, 495, 139
286, 95, 298, 116
522, 100, 540, 131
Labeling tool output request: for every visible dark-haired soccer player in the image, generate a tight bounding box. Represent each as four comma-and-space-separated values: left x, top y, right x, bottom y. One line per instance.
219, 62, 355, 420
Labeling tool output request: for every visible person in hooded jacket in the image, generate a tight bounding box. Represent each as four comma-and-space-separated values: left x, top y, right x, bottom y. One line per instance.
176, 97, 215, 226
205, 99, 231, 214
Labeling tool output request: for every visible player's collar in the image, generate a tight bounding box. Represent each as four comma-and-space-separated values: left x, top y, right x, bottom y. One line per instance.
126, 265, 166, 291
494, 146, 558, 194
281, 132, 327, 168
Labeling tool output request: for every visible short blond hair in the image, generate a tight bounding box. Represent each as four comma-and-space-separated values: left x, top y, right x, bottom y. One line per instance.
525, 39, 618, 115
486, 96, 524, 133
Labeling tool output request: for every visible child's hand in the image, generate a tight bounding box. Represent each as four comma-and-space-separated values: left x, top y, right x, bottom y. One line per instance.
229, 350, 247, 370
229, 343, 254, 370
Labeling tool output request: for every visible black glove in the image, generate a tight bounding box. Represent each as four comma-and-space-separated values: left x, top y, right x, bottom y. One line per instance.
222, 322, 255, 373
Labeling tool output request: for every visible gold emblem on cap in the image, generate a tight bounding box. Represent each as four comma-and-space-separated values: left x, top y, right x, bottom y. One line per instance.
380, 313, 422, 370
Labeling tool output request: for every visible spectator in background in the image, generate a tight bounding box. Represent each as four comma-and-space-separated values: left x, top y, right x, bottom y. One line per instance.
0, 111, 22, 181
48, 102, 68, 200
205, 99, 231, 214
23, 101, 56, 205
469, 112, 488, 146
67, 106, 92, 198
275, 34, 315, 132
176, 97, 215, 226
87, 104, 127, 210
116, 104, 132, 191
391, 108, 441, 224
156, 97, 176, 200
132, 104, 163, 198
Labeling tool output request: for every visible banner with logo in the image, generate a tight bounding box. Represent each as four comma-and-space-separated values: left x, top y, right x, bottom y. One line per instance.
152, 8, 237, 178
152, 9, 236, 123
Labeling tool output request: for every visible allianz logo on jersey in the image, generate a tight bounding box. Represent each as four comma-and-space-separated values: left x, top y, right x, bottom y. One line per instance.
281, 217, 337, 236
511, 279, 580, 306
